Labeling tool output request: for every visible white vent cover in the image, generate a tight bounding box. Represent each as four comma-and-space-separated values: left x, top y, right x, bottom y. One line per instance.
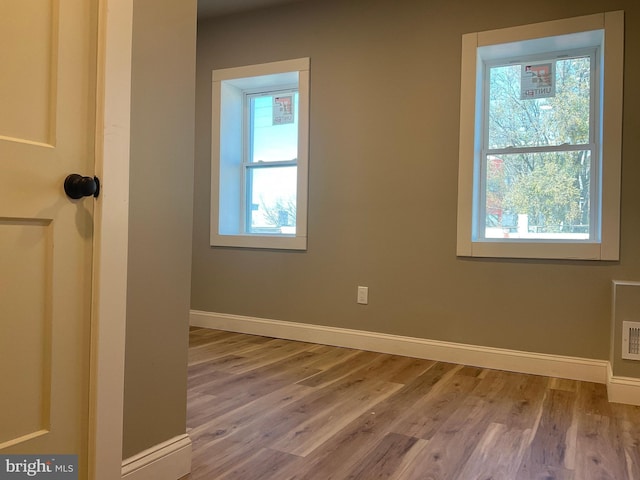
622, 321, 640, 360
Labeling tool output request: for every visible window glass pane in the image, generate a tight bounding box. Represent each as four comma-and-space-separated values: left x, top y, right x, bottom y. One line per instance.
488, 56, 591, 149
484, 151, 591, 239
247, 166, 297, 234
250, 93, 298, 163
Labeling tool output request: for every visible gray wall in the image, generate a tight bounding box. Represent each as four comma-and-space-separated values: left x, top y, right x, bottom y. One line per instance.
193, 0, 640, 362
123, 0, 197, 459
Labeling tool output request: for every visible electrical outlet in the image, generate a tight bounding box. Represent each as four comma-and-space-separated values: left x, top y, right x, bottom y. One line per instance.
357, 286, 368, 305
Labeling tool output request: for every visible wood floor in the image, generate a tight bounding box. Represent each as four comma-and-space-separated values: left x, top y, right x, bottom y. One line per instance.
184, 327, 640, 480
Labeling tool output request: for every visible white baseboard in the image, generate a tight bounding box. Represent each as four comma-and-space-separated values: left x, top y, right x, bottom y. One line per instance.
190, 310, 609, 384
121, 434, 191, 480
607, 365, 640, 406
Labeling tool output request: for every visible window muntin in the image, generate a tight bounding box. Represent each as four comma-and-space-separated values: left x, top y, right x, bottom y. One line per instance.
480, 50, 598, 241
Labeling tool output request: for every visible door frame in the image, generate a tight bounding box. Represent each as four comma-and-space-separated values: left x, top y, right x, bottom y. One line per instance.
89, 1, 133, 478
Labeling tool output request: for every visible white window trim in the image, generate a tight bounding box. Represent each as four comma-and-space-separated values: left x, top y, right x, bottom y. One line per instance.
457, 12, 624, 260
211, 58, 310, 250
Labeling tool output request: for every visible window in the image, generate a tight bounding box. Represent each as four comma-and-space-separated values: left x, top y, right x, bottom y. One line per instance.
457, 12, 623, 260
211, 58, 309, 249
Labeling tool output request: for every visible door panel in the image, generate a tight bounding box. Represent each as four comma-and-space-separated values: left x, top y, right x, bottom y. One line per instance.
0, 219, 52, 446
0, 1, 57, 145
0, 0, 97, 473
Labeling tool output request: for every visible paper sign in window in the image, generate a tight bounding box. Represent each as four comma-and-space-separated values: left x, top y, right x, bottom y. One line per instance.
273, 95, 294, 125
521, 62, 555, 100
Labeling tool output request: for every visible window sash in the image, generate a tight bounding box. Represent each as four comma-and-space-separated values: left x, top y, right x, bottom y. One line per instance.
246, 89, 298, 163
244, 163, 298, 234
477, 48, 600, 243
483, 48, 597, 151
242, 89, 299, 234
478, 147, 597, 242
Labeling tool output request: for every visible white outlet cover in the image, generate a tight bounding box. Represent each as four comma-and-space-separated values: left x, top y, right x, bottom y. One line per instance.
357, 286, 368, 305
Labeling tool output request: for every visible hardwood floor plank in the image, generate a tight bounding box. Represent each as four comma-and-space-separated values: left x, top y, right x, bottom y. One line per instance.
188, 335, 273, 366
577, 381, 613, 416
455, 422, 530, 480
192, 350, 321, 397
549, 377, 578, 392
187, 356, 243, 385
186, 391, 219, 429
515, 462, 575, 480
385, 357, 436, 384
516, 389, 576, 479
345, 433, 419, 479
212, 340, 318, 375
394, 394, 504, 479
456, 365, 484, 377
270, 377, 402, 457
572, 381, 629, 479
217, 448, 300, 480
297, 350, 382, 387
391, 370, 479, 440
611, 403, 640, 479
277, 362, 460, 479
301, 345, 362, 371
387, 438, 430, 480
189, 383, 314, 451
491, 372, 549, 431
574, 413, 628, 480
188, 352, 323, 434
190, 380, 396, 478
188, 328, 239, 347
189, 435, 263, 479
347, 353, 435, 384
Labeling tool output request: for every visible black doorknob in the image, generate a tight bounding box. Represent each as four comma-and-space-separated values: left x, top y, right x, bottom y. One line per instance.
64, 174, 100, 199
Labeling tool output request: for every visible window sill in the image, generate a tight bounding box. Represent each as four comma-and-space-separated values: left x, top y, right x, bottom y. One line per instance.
210, 233, 307, 250
457, 240, 617, 261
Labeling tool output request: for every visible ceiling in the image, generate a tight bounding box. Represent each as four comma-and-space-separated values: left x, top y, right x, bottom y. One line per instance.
197, 0, 307, 19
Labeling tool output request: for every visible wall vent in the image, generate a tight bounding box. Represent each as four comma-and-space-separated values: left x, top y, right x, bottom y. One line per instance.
622, 321, 640, 360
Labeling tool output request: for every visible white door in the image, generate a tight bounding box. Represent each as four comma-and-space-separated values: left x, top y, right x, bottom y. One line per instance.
1, 0, 98, 475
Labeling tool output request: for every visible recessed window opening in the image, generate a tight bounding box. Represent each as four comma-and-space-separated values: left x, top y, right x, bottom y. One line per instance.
456, 12, 623, 260
211, 58, 310, 250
